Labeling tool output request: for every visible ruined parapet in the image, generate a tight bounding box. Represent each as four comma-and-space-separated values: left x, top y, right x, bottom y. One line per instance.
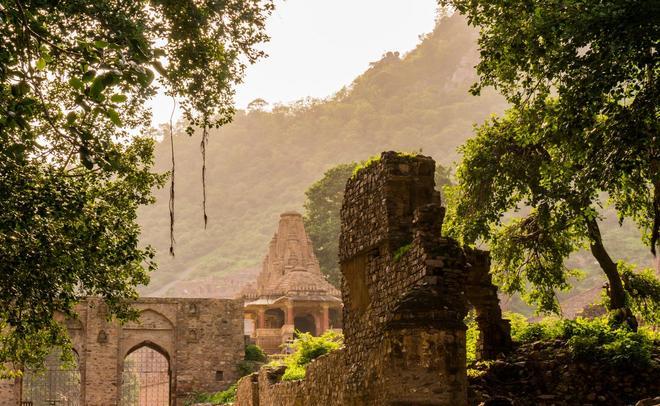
465, 248, 512, 360
339, 151, 469, 405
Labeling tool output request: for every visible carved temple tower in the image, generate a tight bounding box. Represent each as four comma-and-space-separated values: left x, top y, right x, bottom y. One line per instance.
241, 212, 342, 353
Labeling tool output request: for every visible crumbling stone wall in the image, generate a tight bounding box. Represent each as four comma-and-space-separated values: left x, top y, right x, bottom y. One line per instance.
0, 297, 243, 406
465, 249, 512, 360
237, 350, 347, 406
338, 152, 469, 405
237, 152, 513, 406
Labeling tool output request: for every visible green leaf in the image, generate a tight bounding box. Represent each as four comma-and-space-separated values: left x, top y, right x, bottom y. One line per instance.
66, 112, 76, 125
82, 70, 96, 82
106, 108, 122, 126
68, 77, 84, 90
89, 77, 107, 100
36, 58, 47, 70
110, 94, 127, 103
93, 40, 109, 49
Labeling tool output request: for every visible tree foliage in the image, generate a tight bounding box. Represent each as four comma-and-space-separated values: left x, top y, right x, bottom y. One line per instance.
0, 0, 272, 373
304, 163, 357, 287
442, 1, 659, 321
615, 261, 660, 326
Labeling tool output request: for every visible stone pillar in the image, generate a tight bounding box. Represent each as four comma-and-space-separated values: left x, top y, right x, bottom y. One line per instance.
465, 249, 512, 360
83, 299, 121, 406
257, 309, 265, 329
321, 304, 330, 333
285, 304, 294, 326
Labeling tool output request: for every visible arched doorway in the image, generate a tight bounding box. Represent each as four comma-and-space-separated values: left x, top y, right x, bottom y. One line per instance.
264, 308, 285, 328
22, 350, 81, 405
294, 314, 316, 336
120, 344, 170, 406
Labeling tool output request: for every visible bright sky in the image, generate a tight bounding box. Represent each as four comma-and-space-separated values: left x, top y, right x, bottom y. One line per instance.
148, 0, 439, 127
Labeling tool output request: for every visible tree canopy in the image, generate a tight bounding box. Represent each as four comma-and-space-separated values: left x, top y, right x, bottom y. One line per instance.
441, 1, 658, 324
0, 0, 273, 373
304, 163, 357, 287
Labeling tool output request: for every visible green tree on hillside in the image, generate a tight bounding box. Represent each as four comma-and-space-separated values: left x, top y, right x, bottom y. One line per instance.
0, 0, 272, 374
441, 1, 658, 327
304, 163, 357, 287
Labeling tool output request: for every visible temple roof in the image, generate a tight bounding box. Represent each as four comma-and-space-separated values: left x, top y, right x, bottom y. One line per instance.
241, 212, 340, 301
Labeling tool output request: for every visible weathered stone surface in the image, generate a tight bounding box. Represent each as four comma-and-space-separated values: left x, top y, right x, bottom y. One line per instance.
468, 340, 660, 406
465, 248, 512, 360
0, 297, 243, 406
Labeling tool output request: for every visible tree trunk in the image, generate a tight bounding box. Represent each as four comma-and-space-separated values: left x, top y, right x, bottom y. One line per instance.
586, 218, 637, 330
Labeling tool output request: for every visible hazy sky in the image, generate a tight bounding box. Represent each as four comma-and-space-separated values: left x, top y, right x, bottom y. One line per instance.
148, 0, 438, 126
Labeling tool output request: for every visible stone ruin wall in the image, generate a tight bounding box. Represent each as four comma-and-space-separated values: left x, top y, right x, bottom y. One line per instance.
0, 297, 244, 406
237, 152, 512, 406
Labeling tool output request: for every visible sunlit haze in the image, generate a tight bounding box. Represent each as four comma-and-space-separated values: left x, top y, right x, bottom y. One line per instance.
147, 0, 438, 126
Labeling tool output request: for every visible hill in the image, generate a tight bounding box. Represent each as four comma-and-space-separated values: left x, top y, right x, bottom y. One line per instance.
137, 14, 652, 313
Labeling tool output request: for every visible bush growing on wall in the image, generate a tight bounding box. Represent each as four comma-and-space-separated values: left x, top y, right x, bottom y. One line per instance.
501, 313, 658, 367
245, 344, 268, 362
274, 330, 343, 381
185, 384, 237, 406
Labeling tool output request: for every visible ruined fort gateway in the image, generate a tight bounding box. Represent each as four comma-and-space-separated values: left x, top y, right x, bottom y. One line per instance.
0, 298, 243, 406
236, 151, 513, 405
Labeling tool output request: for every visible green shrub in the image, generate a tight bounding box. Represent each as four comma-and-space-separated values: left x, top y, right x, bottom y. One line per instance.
186, 383, 237, 405
237, 360, 261, 377
281, 363, 306, 381
618, 261, 660, 325
504, 312, 658, 368
278, 330, 343, 381
245, 344, 267, 362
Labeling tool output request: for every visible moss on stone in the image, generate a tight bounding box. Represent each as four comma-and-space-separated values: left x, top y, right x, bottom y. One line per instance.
393, 243, 413, 262
351, 151, 420, 179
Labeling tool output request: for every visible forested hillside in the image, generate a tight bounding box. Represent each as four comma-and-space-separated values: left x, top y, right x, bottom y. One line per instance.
138, 14, 652, 310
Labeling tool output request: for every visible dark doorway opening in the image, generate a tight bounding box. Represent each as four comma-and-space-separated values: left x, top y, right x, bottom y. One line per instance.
294, 314, 317, 336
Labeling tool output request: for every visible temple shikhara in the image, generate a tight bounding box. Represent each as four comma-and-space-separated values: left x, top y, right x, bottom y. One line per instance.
241, 212, 342, 353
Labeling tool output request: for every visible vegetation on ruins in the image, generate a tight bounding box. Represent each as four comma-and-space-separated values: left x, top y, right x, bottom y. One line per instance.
0, 0, 273, 374
468, 313, 659, 370
441, 0, 659, 326
238, 343, 268, 377
271, 330, 343, 381
186, 383, 237, 406
186, 343, 266, 405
